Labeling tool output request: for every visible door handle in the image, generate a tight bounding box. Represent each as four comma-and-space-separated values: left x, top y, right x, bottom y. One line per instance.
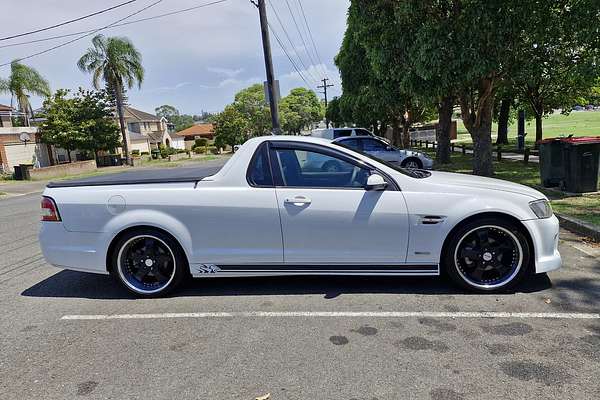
284, 196, 312, 206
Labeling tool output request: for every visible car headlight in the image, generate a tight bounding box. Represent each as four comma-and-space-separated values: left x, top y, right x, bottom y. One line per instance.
529, 199, 553, 219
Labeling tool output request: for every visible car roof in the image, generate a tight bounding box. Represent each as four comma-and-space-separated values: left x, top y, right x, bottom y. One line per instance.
332, 135, 382, 142
246, 135, 333, 145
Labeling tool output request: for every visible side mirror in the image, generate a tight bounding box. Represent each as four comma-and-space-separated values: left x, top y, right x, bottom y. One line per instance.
365, 173, 388, 191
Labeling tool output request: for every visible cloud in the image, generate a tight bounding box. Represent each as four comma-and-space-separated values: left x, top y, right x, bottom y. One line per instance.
207, 67, 244, 78
147, 82, 192, 93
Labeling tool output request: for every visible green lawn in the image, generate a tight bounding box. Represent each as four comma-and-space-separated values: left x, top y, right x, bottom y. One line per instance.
421, 148, 600, 227
454, 111, 600, 147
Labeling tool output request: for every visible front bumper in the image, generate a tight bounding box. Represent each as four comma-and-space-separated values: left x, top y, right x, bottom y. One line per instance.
522, 215, 562, 274
421, 157, 434, 170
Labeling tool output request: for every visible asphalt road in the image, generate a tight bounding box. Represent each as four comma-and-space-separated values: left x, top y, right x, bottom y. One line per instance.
0, 166, 599, 399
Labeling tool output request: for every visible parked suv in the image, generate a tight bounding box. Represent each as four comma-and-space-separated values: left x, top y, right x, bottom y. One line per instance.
334, 136, 433, 169
310, 127, 377, 140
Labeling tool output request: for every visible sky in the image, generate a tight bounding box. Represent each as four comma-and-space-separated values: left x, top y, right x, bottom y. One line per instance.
0, 0, 349, 115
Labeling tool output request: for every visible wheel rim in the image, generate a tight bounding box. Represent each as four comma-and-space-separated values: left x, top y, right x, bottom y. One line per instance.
404, 160, 420, 169
117, 235, 176, 294
453, 225, 523, 289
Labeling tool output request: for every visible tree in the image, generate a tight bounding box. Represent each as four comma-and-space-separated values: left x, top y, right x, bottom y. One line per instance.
279, 88, 323, 135
326, 97, 343, 127
232, 84, 272, 137
39, 89, 120, 162
213, 105, 250, 149
38, 90, 82, 162
155, 104, 194, 132
73, 89, 121, 159
510, 0, 600, 143
77, 34, 144, 162
0, 61, 50, 126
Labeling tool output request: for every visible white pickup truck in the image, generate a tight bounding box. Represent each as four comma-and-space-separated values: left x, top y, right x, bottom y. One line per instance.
39, 136, 561, 297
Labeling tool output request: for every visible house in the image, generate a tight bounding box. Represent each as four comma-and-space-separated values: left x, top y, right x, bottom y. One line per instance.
175, 123, 215, 150
0, 104, 14, 127
121, 106, 184, 153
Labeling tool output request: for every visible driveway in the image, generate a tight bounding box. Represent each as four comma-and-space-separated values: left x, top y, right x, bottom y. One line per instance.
0, 181, 599, 399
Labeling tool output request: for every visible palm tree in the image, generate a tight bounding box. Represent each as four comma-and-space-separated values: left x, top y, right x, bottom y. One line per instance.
0, 61, 51, 126
77, 34, 144, 161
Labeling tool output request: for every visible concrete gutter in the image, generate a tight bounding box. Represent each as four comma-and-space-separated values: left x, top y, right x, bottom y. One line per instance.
556, 213, 600, 242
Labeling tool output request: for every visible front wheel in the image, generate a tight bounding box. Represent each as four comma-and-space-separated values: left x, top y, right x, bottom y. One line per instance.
111, 228, 187, 297
401, 158, 422, 169
443, 218, 531, 293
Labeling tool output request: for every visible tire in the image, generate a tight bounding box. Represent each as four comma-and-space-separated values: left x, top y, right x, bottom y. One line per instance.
401, 158, 423, 169
442, 218, 531, 293
322, 160, 342, 172
110, 228, 188, 297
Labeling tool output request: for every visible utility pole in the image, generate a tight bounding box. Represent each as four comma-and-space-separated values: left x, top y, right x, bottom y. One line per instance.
256, 0, 280, 134
317, 78, 334, 127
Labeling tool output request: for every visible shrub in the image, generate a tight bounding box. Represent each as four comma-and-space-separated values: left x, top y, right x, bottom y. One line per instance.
194, 138, 208, 147
140, 151, 149, 156
176, 149, 187, 154
193, 146, 204, 154
131, 149, 140, 156
207, 146, 219, 155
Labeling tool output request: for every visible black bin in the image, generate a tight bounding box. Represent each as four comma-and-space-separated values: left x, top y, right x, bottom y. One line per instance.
538, 138, 565, 187
561, 137, 600, 193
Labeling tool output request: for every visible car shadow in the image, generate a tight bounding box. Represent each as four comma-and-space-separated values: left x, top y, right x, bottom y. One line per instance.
21, 270, 553, 300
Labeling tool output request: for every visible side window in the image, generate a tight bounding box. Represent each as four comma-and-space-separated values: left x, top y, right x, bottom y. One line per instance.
247, 144, 273, 187
339, 139, 360, 151
355, 128, 373, 136
273, 147, 370, 188
333, 129, 352, 138
362, 138, 388, 152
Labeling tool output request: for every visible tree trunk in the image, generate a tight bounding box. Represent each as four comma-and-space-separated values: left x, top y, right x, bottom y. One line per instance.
496, 98, 511, 145
391, 118, 402, 147
436, 96, 454, 164
67, 150, 72, 163
114, 84, 130, 162
472, 119, 493, 177
535, 112, 543, 144
401, 121, 410, 149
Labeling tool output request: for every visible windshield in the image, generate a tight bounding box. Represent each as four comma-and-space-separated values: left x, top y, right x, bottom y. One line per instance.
334, 142, 431, 178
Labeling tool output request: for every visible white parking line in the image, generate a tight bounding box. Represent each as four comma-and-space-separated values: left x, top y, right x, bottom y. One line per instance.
61, 311, 600, 321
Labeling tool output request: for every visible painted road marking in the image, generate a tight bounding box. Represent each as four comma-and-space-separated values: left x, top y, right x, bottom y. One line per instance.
61, 311, 600, 321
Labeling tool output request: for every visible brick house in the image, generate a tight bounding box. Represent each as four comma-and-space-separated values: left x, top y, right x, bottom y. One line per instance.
175, 123, 215, 150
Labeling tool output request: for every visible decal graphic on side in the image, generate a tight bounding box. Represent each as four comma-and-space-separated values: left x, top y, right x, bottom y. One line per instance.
196, 264, 221, 274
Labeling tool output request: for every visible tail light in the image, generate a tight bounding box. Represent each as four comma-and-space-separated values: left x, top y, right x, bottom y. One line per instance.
41, 196, 61, 222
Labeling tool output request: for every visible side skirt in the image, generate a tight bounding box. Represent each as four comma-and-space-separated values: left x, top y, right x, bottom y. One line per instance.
191, 264, 439, 278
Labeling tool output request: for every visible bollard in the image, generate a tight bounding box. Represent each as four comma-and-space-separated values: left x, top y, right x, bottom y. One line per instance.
497, 146, 502, 162
425, 140, 429, 149
461, 145, 466, 155
524, 148, 530, 165
451, 143, 455, 152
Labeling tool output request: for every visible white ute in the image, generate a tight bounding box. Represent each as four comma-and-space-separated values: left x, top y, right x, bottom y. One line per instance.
39, 136, 561, 297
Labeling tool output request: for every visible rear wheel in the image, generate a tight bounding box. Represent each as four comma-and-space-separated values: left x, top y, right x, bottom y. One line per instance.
443, 218, 531, 293
111, 228, 187, 297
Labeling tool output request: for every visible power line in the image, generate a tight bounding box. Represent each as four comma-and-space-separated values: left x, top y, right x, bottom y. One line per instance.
0, 0, 230, 49
296, 0, 328, 78
266, 0, 319, 86
0, 0, 165, 67
283, 0, 319, 77
267, 22, 313, 89
0, 0, 138, 41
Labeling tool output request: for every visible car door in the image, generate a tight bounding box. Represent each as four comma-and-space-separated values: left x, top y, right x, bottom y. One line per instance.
270, 141, 410, 265
185, 143, 283, 266
360, 137, 398, 163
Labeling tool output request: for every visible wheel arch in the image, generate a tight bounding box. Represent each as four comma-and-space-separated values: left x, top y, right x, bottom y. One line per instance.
440, 211, 535, 271
105, 225, 190, 274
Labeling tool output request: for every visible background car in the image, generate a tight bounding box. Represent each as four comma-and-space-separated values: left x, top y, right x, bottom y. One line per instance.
333, 136, 433, 169
309, 127, 376, 140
